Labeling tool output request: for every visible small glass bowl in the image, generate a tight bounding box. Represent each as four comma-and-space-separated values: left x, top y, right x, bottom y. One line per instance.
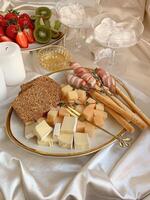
38, 45, 73, 72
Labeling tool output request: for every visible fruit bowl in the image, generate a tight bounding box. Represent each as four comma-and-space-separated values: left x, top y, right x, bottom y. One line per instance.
0, 5, 67, 52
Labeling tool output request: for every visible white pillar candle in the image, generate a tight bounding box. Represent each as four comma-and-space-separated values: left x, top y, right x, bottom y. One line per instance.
0, 68, 7, 101
0, 42, 26, 86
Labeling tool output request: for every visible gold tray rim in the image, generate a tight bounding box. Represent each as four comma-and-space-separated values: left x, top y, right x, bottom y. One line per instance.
5, 69, 134, 158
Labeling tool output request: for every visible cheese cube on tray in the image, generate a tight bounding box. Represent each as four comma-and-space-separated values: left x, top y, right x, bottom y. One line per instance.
61, 85, 73, 97
53, 123, 61, 143
61, 116, 78, 134
37, 135, 53, 147
25, 122, 37, 139
58, 133, 74, 149
35, 120, 53, 140
74, 132, 90, 150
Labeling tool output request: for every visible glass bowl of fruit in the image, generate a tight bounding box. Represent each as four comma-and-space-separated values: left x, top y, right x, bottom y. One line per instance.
0, 6, 67, 52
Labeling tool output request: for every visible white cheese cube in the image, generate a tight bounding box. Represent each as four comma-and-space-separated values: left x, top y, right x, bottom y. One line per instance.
61, 85, 73, 97
61, 116, 78, 134
35, 120, 53, 140
37, 135, 53, 147
58, 133, 73, 149
25, 122, 37, 139
74, 132, 90, 150
53, 123, 61, 143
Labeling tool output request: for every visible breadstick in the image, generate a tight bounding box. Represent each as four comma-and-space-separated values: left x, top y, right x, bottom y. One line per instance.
89, 90, 147, 129
116, 87, 150, 126
110, 95, 147, 129
105, 107, 135, 133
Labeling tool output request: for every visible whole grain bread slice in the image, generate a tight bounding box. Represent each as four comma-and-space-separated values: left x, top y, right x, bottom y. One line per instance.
12, 76, 61, 124
21, 76, 54, 92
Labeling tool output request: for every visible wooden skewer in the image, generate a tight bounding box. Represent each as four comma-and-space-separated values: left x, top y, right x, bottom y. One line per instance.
116, 87, 150, 126
89, 90, 147, 129
105, 107, 135, 133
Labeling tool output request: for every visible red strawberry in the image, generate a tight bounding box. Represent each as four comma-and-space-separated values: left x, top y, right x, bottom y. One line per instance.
23, 28, 34, 43
18, 18, 34, 30
6, 24, 18, 40
0, 26, 4, 37
0, 35, 12, 42
16, 29, 28, 48
1, 19, 8, 29
5, 10, 19, 21
0, 15, 4, 26
19, 13, 31, 20
5, 10, 19, 26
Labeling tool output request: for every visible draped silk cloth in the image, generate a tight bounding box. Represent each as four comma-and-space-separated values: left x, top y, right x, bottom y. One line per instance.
0, 1, 150, 200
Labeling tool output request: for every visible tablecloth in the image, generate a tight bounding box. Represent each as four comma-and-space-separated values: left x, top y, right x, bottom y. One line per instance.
0, 1, 150, 200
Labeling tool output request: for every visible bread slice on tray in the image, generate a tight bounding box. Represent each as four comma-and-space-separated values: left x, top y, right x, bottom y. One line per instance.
12, 76, 61, 124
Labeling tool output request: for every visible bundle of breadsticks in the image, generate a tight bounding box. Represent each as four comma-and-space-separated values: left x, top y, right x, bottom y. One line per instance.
67, 62, 150, 133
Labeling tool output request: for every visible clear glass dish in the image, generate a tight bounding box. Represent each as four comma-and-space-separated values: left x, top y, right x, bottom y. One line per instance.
37, 45, 73, 72
92, 14, 144, 49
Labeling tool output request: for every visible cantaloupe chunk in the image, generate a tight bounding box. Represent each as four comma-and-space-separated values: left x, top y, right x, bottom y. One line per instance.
67, 90, 78, 101
59, 107, 70, 117
47, 110, 58, 125
76, 89, 87, 103
75, 104, 85, 114
76, 121, 85, 132
96, 103, 104, 111
94, 110, 108, 120
61, 85, 73, 97
93, 115, 104, 128
87, 97, 96, 104
84, 122, 96, 137
83, 104, 96, 121
82, 104, 96, 122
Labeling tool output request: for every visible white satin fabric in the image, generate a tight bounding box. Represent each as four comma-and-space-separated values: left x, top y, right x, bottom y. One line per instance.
0, 1, 150, 200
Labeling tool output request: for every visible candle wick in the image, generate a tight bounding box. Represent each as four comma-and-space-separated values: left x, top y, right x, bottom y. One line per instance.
5, 47, 8, 51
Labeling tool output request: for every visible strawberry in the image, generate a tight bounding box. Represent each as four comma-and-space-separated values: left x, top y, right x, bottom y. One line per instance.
0, 26, 4, 37
18, 17, 34, 30
0, 15, 4, 26
19, 13, 31, 20
1, 19, 8, 29
23, 28, 34, 43
6, 24, 18, 40
5, 10, 19, 26
16, 29, 28, 48
0, 35, 12, 42
5, 10, 19, 21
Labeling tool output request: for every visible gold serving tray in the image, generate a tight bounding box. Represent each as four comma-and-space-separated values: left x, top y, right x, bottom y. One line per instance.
5, 69, 134, 158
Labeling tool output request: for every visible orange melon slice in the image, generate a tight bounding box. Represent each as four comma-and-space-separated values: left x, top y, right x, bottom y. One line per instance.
76, 121, 85, 132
